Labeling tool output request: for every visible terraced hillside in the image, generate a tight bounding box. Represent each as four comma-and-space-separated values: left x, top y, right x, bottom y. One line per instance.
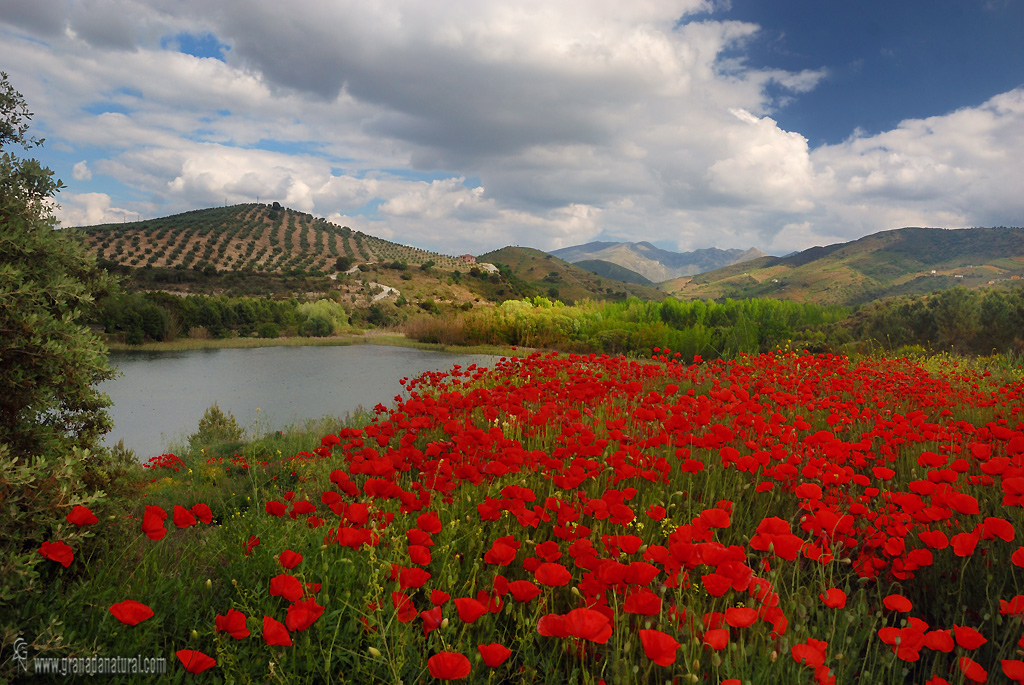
664, 226, 1024, 305
80, 203, 464, 274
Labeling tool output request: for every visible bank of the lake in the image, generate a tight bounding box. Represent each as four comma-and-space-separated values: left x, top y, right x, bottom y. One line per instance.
104, 331, 523, 358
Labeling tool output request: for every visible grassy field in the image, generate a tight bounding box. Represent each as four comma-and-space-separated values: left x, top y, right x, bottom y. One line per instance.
11, 349, 1024, 683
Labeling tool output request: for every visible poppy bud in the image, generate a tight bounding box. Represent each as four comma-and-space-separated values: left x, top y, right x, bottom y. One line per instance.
190, 629, 199, 640
205, 579, 212, 591
440, 618, 449, 629
368, 647, 382, 658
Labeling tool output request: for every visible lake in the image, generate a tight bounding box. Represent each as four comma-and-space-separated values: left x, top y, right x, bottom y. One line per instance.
97, 344, 497, 459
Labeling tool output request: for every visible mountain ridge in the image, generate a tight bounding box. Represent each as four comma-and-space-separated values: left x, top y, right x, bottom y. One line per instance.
550, 241, 766, 282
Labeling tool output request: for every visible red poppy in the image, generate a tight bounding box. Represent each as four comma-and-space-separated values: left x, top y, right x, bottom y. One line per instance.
417, 512, 443, 534
244, 535, 260, 556
640, 629, 679, 666
951, 531, 979, 557
262, 615, 292, 646
484, 541, 518, 566
819, 588, 846, 609
623, 588, 662, 616
109, 600, 154, 626
66, 505, 98, 526
536, 613, 568, 637
427, 651, 471, 680
954, 625, 987, 649
265, 500, 287, 516
477, 642, 512, 668
190, 502, 213, 524
792, 639, 827, 668
563, 607, 613, 644
141, 505, 167, 541
215, 608, 249, 639
176, 649, 216, 674
534, 562, 571, 587
1002, 660, 1024, 683
507, 580, 541, 602
269, 574, 304, 602
392, 592, 417, 623
409, 544, 431, 566
883, 594, 912, 612
286, 597, 324, 632
725, 607, 758, 628
399, 567, 431, 590
278, 550, 303, 569
703, 628, 729, 650
923, 630, 954, 652
173, 504, 197, 528
430, 589, 451, 606
38, 540, 74, 567
454, 597, 487, 624
1001, 596, 1024, 616
959, 656, 987, 683
421, 606, 443, 636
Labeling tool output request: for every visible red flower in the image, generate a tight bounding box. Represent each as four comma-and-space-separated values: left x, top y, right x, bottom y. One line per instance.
792, 639, 827, 668
923, 630, 954, 652
421, 606, 443, 636
38, 540, 74, 567
484, 541, 518, 566
703, 628, 729, 650
507, 580, 541, 603
477, 642, 512, 668
269, 574, 304, 602
883, 594, 912, 612
959, 656, 988, 683
623, 588, 661, 616
278, 550, 303, 569
537, 614, 568, 637
265, 500, 287, 516
427, 651, 471, 680
176, 649, 216, 674
215, 608, 249, 639
286, 597, 324, 632
640, 629, 679, 666
417, 512, 443, 534
409, 544, 431, 566
563, 607, 613, 644
173, 504, 197, 528
954, 625, 987, 650
66, 505, 98, 526
454, 598, 488, 624
190, 502, 213, 524
951, 531, 979, 557
262, 615, 292, 646
244, 535, 260, 556
819, 588, 846, 609
399, 567, 431, 590
109, 600, 154, 626
141, 505, 167, 541
724, 607, 758, 628
1002, 660, 1024, 682
392, 592, 418, 623
534, 562, 571, 587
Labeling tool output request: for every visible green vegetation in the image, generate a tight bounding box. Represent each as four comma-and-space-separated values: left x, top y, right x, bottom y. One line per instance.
0, 74, 127, 605
405, 295, 848, 357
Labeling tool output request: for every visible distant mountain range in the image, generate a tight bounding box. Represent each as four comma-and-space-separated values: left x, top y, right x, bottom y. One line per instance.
550, 241, 766, 282
664, 226, 1024, 305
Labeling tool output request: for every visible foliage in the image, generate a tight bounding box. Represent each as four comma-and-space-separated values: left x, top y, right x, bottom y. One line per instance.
187, 404, 244, 453
0, 74, 117, 606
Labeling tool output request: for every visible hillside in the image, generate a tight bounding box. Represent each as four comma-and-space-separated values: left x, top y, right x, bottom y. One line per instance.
664, 226, 1024, 305
80, 203, 463, 275
76, 204, 662, 307
550, 241, 766, 282
478, 247, 666, 302
573, 259, 653, 285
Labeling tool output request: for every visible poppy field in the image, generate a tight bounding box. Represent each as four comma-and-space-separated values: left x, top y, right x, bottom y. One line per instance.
30, 350, 1024, 683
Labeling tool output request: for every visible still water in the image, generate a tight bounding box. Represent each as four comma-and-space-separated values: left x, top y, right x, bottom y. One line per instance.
97, 344, 497, 459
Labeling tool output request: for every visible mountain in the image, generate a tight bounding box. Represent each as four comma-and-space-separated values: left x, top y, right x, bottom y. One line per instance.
572, 260, 653, 285
664, 226, 1024, 305
75, 204, 662, 305
477, 247, 665, 302
550, 241, 766, 282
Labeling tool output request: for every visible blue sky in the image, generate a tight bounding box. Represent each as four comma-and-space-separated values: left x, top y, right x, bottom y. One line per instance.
2, 0, 1022, 256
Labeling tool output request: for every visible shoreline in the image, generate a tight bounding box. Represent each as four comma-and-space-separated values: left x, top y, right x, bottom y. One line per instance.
104, 331, 525, 358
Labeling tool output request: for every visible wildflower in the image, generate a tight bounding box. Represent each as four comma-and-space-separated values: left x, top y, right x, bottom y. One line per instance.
38, 540, 74, 567
109, 600, 154, 626
176, 649, 216, 674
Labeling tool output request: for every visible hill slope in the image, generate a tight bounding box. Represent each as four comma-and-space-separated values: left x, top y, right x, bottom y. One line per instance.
573, 259, 653, 285
550, 241, 766, 281
478, 247, 666, 302
664, 226, 1024, 305
79, 203, 463, 275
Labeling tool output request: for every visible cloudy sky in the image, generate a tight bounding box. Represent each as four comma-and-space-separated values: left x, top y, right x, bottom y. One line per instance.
2, 0, 1023, 256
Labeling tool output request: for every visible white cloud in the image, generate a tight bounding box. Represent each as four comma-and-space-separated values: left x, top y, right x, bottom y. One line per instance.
2, 2, 1022, 259
72, 160, 92, 180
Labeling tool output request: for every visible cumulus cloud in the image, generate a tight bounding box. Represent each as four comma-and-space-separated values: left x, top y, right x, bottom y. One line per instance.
2, 1, 1022, 257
